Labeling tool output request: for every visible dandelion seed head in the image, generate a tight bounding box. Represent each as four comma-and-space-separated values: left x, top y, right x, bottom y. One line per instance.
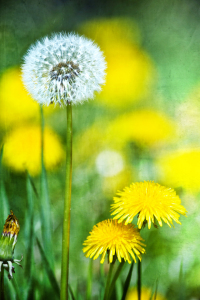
22, 33, 106, 106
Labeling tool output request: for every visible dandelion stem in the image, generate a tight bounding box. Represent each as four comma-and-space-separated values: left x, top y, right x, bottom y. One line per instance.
108, 260, 125, 299
86, 260, 93, 300
103, 262, 115, 300
0, 267, 4, 300
60, 101, 72, 300
137, 260, 141, 300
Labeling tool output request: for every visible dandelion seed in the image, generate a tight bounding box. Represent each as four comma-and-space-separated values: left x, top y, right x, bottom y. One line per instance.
22, 33, 106, 106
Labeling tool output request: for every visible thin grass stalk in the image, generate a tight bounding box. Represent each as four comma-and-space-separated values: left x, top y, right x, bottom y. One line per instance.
103, 262, 115, 300
137, 260, 141, 300
0, 267, 4, 300
60, 101, 72, 300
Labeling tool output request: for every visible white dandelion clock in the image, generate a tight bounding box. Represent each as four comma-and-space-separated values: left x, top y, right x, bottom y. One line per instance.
22, 33, 106, 106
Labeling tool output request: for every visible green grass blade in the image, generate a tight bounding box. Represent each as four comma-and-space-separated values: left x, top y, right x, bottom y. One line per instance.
24, 174, 34, 277
69, 285, 76, 300
178, 261, 185, 300
10, 276, 21, 300
0, 146, 9, 227
121, 261, 134, 300
36, 237, 60, 299
22, 173, 36, 299
40, 105, 54, 269
150, 279, 159, 300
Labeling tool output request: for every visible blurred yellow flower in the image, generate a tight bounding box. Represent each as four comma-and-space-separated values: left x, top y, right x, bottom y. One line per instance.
106, 110, 175, 148
79, 18, 141, 50
102, 170, 132, 198
74, 110, 175, 165
126, 287, 166, 300
83, 219, 145, 264
3, 125, 65, 176
156, 149, 200, 192
79, 18, 155, 107
0, 67, 54, 129
111, 181, 187, 229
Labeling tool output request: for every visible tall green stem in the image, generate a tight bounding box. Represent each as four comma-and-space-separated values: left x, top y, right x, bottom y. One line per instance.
103, 262, 115, 300
0, 267, 4, 300
108, 260, 125, 299
60, 102, 72, 300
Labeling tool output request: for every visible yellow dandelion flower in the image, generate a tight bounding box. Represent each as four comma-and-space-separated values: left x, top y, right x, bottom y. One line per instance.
3, 124, 65, 176
111, 181, 187, 229
106, 110, 175, 148
126, 287, 166, 300
0, 67, 54, 128
156, 149, 200, 193
79, 18, 155, 107
83, 219, 145, 264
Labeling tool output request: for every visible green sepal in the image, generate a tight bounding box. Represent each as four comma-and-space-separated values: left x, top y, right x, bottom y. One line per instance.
0, 235, 14, 261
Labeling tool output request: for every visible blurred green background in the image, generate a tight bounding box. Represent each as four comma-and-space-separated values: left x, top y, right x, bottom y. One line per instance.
1, 0, 200, 299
